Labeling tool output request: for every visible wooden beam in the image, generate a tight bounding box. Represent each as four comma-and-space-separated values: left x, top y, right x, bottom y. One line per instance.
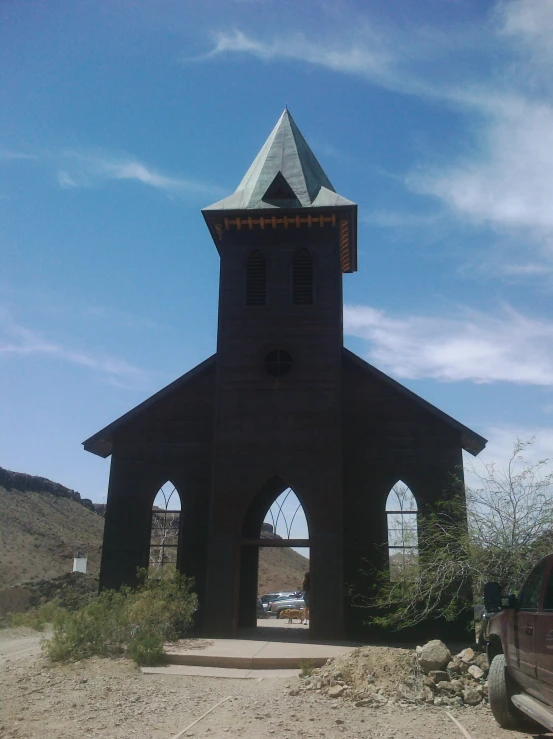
241, 538, 310, 548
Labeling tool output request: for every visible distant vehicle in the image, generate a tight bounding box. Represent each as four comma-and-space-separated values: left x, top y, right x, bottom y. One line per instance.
260, 592, 295, 611
256, 597, 267, 619
484, 553, 553, 732
269, 594, 305, 616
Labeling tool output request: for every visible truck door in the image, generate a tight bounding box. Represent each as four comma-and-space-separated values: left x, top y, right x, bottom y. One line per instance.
535, 561, 553, 705
514, 558, 548, 689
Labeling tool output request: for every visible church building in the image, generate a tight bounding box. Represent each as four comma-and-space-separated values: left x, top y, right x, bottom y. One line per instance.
84, 110, 486, 640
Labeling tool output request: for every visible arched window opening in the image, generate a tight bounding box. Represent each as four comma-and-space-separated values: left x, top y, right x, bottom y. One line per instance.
386, 482, 418, 582
292, 249, 313, 305
149, 483, 181, 571
258, 488, 310, 620
246, 250, 267, 306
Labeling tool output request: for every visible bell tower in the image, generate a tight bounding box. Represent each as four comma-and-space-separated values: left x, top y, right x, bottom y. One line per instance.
202, 110, 358, 637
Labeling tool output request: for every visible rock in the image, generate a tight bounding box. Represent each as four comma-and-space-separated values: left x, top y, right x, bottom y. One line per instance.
436, 681, 457, 694
288, 689, 300, 696
468, 665, 484, 680
421, 675, 436, 690
428, 670, 449, 683
446, 658, 463, 676
335, 719, 344, 725
433, 697, 448, 706
355, 699, 372, 707
473, 653, 489, 671
421, 686, 434, 703
416, 645, 423, 656
328, 685, 345, 698
482, 681, 488, 696
463, 686, 483, 705
418, 641, 452, 672
459, 648, 475, 664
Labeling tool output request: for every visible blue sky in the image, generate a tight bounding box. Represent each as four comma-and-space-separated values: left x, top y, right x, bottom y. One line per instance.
2, 0, 553, 506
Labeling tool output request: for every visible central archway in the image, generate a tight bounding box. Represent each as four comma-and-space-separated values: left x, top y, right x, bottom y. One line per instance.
238, 477, 310, 630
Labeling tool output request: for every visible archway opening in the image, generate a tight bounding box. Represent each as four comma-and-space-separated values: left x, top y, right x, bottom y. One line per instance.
149, 482, 182, 572
385, 482, 418, 582
239, 481, 310, 635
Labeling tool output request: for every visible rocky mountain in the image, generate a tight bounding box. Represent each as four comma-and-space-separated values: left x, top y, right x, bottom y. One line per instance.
0, 467, 308, 596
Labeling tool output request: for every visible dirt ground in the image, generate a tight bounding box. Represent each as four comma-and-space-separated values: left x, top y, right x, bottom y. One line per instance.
0, 627, 550, 739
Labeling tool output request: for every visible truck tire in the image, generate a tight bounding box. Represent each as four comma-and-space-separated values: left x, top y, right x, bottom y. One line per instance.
488, 654, 523, 729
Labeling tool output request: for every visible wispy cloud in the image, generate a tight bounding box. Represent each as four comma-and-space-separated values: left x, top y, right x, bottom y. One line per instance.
0, 150, 39, 161
206, 27, 401, 87
0, 311, 148, 389
57, 151, 222, 198
466, 425, 553, 480
205, 3, 553, 269
1, 147, 222, 199
361, 210, 445, 229
344, 302, 553, 386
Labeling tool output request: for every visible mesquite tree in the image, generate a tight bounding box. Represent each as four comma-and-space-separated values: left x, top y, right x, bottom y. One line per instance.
364, 439, 553, 629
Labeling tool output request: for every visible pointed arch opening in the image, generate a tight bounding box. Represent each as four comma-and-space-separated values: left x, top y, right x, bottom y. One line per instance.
246, 249, 267, 306
386, 482, 418, 582
292, 248, 313, 305
239, 479, 310, 632
149, 482, 182, 571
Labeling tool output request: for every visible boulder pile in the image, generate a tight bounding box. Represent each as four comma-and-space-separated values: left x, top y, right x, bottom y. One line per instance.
416, 640, 488, 707
299, 640, 489, 709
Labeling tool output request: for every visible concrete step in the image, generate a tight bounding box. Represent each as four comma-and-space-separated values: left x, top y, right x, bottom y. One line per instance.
141, 664, 299, 679
164, 637, 356, 670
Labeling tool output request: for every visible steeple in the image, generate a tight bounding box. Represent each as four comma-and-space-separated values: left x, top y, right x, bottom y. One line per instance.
203, 109, 355, 211
203, 110, 358, 273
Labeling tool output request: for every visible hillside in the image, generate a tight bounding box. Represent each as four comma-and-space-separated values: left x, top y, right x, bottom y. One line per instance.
0, 467, 307, 595
258, 545, 308, 594
0, 485, 104, 586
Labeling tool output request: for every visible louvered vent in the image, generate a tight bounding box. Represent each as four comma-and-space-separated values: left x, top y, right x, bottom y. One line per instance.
246, 250, 267, 306
292, 249, 313, 305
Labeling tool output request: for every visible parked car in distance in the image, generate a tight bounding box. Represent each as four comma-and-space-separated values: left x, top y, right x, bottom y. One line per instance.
260, 592, 295, 612
269, 593, 305, 616
484, 553, 553, 732
256, 597, 267, 619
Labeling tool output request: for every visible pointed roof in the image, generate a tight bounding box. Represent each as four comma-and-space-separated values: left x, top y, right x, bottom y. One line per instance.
203, 109, 356, 211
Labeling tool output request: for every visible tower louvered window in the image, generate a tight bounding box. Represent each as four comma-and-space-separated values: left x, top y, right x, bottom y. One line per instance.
246, 250, 267, 306
292, 249, 314, 305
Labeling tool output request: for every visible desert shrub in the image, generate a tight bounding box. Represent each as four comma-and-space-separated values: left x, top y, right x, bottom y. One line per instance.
127, 633, 165, 666
43, 569, 197, 665
9, 600, 65, 631
299, 659, 316, 678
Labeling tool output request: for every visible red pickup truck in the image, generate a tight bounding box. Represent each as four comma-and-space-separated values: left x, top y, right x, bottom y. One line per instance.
485, 553, 553, 731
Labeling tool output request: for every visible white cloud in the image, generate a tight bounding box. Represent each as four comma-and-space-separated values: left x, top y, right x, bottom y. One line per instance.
360, 210, 445, 228
344, 302, 553, 385
408, 96, 553, 246
1, 146, 221, 199
0, 311, 148, 389
464, 425, 553, 484
205, 3, 553, 267
207, 28, 400, 87
57, 152, 221, 197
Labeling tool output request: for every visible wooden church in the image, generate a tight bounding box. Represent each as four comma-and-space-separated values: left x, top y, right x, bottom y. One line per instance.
84, 110, 486, 640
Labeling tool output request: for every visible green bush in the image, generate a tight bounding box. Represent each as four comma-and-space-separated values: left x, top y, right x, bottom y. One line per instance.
9, 600, 65, 631
43, 569, 197, 666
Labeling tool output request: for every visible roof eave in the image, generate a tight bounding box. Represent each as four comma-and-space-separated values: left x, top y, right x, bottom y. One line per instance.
343, 348, 487, 456
82, 354, 217, 458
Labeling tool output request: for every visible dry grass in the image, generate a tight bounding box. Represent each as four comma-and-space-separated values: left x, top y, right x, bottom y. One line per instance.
0, 486, 104, 586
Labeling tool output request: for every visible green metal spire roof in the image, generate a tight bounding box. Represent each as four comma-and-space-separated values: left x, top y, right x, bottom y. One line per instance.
203, 109, 356, 211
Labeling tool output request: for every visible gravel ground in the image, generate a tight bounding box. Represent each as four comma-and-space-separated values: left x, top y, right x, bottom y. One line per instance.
0, 628, 550, 739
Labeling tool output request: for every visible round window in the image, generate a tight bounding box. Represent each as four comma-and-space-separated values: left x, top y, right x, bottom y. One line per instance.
264, 348, 292, 377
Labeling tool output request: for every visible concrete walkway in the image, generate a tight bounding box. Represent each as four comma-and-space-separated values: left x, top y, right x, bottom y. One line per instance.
162, 619, 359, 671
